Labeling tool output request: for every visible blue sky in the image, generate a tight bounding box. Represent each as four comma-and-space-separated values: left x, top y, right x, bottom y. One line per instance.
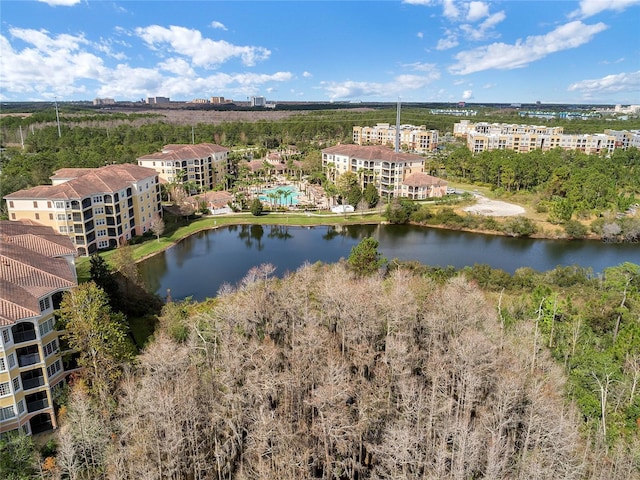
1, 0, 639, 104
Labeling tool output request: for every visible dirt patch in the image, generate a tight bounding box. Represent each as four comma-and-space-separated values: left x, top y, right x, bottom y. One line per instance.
463, 195, 526, 217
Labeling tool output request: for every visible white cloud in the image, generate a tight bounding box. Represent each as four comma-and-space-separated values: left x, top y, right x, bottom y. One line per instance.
401, 0, 434, 5
462, 89, 473, 99
570, 0, 640, 18
483, 83, 496, 89
401, 62, 439, 73
450, 21, 607, 75
0, 29, 107, 98
417, 32, 424, 39
436, 31, 459, 50
37, 0, 82, 6
466, 1, 489, 22
211, 21, 228, 31
460, 11, 506, 40
158, 58, 195, 76
135, 25, 270, 67
303, 71, 313, 78
568, 71, 640, 95
321, 73, 439, 100
442, 0, 460, 20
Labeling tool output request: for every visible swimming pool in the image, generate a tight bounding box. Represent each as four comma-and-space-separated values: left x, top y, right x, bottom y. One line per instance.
259, 185, 302, 206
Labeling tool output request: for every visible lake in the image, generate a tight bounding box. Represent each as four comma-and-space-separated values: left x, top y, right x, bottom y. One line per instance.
139, 224, 640, 301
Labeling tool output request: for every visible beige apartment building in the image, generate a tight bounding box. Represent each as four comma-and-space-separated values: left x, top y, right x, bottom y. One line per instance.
137, 143, 230, 193
322, 145, 427, 198
1, 221, 77, 436
4, 164, 161, 257
353, 124, 439, 154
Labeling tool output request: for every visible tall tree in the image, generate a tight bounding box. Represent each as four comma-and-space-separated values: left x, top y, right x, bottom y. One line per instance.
347, 237, 387, 277
58, 282, 134, 404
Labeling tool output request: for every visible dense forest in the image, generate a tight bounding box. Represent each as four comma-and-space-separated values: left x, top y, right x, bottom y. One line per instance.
2, 250, 639, 479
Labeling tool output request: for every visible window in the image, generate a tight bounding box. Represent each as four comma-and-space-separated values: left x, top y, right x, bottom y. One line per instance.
12, 377, 20, 393
0, 382, 10, 396
94, 207, 104, 215
39, 318, 54, 337
49, 213, 53, 220
39, 297, 51, 312
44, 339, 58, 357
17, 400, 25, 414
95, 218, 106, 226
59, 226, 67, 233
97, 229, 107, 237
11, 213, 15, 220
1, 329, 10, 344
9, 201, 14, 208
35, 213, 40, 220
47, 201, 52, 208
98, 240, 109, 249
47, 360, 62, 378
55, 201, 64, 209
57, 214, 66, 221
0, 406, 15, 421
8, 354, 15, 369
92, 195, 103, 204
0, 357, 5, 372
33, 201, 38, 208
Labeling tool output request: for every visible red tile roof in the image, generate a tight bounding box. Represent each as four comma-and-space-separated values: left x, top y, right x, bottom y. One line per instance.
322, 144, 424, 163
0, 226, 76, 326
138, 143, 229, 161
5, 163, 157, 200
1, 221, 76, 258
402, 172, 448, 188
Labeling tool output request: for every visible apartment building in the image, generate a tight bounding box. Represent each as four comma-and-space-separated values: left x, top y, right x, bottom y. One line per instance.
1, 220, 77, 436
456, 121, 637, 155
322, 145, 425, 198
4, 164, 161, 257
137, 143, 230, 193
353, 124, 439, 154
401, 172, 448, 199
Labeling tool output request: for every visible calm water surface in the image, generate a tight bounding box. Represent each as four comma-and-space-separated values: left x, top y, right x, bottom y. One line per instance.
139, 224, 640, 301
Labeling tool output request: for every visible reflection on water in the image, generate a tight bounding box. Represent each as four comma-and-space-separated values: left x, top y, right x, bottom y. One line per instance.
139, 224, 640, 302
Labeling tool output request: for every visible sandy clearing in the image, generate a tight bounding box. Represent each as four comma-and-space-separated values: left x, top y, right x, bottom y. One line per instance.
463, 195, 526, 217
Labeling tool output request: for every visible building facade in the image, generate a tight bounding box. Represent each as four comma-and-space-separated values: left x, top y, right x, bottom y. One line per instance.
322, 145, 426, 198
401, 173, 448, 199
455, 121, 639, 155
4, 164, 161, 257
1, 221, 77, 436
137, 143, 230, 193
353, 123, 439, 154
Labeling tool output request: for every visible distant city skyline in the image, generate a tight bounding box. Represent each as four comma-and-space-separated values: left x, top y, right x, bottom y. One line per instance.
1, 0, 639, 105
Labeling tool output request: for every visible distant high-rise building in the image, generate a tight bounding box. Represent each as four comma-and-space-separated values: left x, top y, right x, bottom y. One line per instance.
146, 96, 170, 104
250, 96, 266, 107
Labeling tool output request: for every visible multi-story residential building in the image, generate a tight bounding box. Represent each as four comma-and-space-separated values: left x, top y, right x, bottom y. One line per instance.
322, 145, 425, 198
1, 220, 77, 436
401, 173, 448, 199
353, 123, 439, 154
137, 143, 230, 193
4, 164, 161, 257
456, 121, 638, 155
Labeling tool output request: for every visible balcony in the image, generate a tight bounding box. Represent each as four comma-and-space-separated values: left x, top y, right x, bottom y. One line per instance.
21, 369, 45, 390
26, 392, 49, 413
12, 329, 36, 344
17, 345, 41, 367
18, 353, 41, 367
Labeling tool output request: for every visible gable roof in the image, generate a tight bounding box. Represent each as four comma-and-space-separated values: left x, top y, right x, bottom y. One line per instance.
1, 221, 76, 258
137, 143, 229, 161
322, 144, 424, 163
5, 163, 157, 200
